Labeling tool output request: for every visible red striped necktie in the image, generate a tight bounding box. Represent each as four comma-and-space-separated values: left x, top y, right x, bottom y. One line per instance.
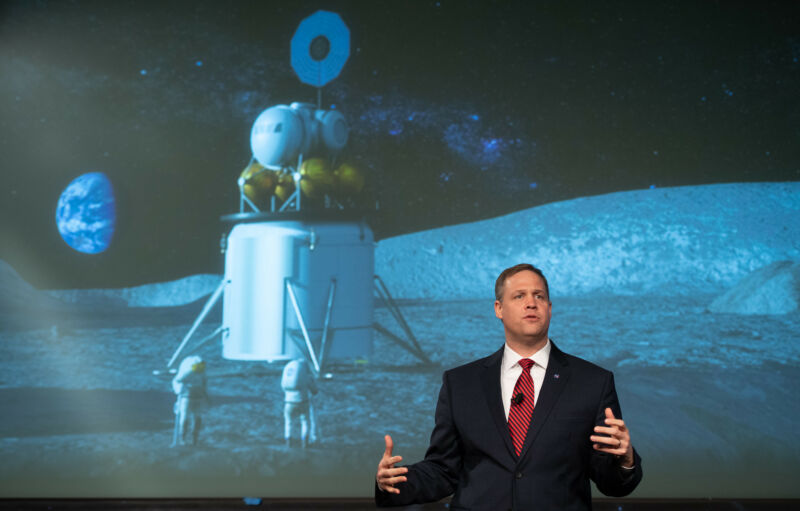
508, 358, 535, 456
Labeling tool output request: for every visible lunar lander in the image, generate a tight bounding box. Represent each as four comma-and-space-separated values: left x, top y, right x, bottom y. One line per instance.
160, 11, 428, 378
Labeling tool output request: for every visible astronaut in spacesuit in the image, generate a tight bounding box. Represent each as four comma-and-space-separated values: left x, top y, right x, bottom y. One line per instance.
281, 358, 319, 448
171, 355, 210, 447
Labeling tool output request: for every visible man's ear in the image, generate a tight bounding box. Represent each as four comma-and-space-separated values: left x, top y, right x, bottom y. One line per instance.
494, 300, 503, 319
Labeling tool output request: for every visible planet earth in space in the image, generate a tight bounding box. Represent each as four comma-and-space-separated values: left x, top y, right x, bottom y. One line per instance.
55, 172, 116, 254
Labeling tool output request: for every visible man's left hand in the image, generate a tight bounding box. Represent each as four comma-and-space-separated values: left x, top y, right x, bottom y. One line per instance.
590, 407, 635, 468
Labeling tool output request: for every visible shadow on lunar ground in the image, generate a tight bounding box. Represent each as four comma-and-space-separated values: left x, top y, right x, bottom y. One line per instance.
0, 295, 798, 497
0, 388, 263, 438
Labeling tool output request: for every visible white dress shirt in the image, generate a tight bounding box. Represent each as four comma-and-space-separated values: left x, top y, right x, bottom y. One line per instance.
500, 340, 551, 420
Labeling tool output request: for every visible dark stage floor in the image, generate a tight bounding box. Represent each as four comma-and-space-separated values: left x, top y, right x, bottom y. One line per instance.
1, 500, 799, 510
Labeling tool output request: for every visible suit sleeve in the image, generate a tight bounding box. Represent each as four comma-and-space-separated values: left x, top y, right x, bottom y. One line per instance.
375, 371, 461, 507
589, 372, 643, 497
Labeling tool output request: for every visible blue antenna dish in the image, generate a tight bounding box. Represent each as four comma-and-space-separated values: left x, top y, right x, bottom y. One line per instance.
291, 10, 350, 87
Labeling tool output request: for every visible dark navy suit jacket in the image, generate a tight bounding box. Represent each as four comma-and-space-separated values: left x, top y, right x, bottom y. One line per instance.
376, 342, 642, 510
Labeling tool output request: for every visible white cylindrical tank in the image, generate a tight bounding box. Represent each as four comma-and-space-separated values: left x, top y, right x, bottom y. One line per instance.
250, 103, 350, 171
221, 219, 374, 363
250, 105, 305, 170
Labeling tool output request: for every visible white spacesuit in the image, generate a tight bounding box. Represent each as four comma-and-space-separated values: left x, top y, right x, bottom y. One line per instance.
171, 355, 210, 447
281, 358, 319, 448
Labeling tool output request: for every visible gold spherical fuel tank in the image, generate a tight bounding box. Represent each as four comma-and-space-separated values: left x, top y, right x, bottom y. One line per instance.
299, 158, 334, 198
240, 162, 278, 206
274, 172, 296, 202
333, 162, 364, 195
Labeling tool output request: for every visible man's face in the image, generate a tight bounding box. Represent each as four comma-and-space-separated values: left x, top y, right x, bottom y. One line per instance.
494, 270, 552, 344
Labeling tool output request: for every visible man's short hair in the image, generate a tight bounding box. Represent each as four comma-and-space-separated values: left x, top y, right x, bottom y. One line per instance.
495, 263, 550, 302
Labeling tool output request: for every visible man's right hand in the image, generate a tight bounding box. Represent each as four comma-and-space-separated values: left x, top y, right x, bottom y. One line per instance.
376, 434, 408, 494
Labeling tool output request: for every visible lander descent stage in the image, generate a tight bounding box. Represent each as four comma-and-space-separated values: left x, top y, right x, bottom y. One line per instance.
162, 11, 428, 377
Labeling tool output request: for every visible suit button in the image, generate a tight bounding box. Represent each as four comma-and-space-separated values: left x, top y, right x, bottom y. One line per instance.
516, 471, 523, 479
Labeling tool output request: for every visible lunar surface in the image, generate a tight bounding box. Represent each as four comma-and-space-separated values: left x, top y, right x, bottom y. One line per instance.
1, 183, 798, 498
0, 296, 798, 498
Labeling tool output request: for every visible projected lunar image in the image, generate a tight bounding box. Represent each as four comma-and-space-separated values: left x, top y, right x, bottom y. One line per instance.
1, 182, 798, 498
1, 0, 799, 501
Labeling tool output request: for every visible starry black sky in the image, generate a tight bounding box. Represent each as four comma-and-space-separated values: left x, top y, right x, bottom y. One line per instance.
1, 0, 798, 288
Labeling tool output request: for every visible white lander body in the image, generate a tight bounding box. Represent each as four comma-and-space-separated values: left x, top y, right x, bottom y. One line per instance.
164, 213, 426, 376
222, 219, 374, 367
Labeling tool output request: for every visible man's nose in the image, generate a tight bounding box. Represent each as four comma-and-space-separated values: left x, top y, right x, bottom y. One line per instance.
525, 298, 537, 308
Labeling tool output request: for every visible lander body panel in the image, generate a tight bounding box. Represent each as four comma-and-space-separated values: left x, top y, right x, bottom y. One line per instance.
221, 220, 374, 363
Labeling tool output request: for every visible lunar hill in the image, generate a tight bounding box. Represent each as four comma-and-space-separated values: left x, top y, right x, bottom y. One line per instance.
0, 260, 219, 331
48, 274, 223, 308
375, 182, 800, 300
1, 182, 798, 314
710, 260, 800, 315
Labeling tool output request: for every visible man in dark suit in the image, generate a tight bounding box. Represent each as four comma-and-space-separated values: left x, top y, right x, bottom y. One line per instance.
375, 263, 642, 510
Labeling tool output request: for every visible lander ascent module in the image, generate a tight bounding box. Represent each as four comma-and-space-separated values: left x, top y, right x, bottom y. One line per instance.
163, 11, 428, 377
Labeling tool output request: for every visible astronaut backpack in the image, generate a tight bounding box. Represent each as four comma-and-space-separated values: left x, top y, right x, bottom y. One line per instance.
172, 355, 206, 396
281, 359, 309, 391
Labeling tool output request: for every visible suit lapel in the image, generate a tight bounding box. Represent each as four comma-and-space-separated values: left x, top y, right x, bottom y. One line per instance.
480, 348, 517, 460
517, 341, 571, 461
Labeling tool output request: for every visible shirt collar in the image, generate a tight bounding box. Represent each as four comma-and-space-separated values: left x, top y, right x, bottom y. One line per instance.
502, 339, 551, 373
